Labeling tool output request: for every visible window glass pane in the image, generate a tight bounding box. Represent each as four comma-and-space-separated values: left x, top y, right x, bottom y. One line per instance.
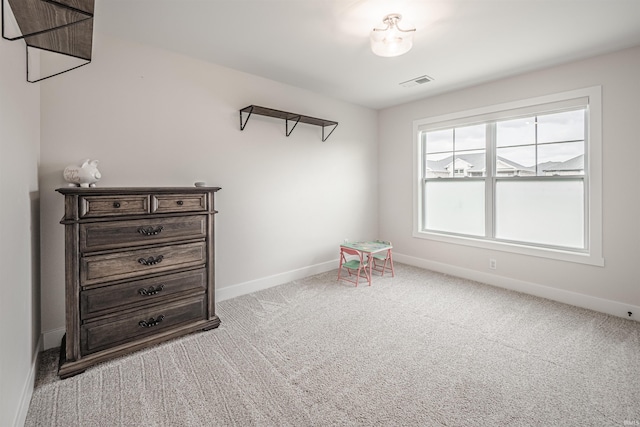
496, 117, 535, 147
537, 109, 585, 144
425, 180, 485, 236
497, 146, 536, 176
426, 129, 453, 153
426, 151, 486, 178
495, 180, 584, 248
426, 153, 452, 178
454, 150, 485, 177
537, 141, 584, 176
455, 124, 486, 151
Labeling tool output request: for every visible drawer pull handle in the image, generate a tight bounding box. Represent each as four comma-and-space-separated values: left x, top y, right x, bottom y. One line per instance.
137, 226, 164, 236
138, 255, 164, 266
113, 202, 121, 208
176, 200, 184, 206
138, 284, 164, 296
138, 315, 165, 328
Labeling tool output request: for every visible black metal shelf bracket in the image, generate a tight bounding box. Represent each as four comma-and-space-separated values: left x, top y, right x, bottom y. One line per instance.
322, 123, 338, 142
239, 106, 253, 131
286, 115, 301, 137
239, 105, 338, 141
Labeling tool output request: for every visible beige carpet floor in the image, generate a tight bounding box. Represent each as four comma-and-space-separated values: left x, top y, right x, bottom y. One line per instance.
26, 263, 640, 426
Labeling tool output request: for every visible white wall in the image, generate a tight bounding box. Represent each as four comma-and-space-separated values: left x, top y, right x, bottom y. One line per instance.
379, 46, 640, 317
0, 38, 41, 426
38, 31, 378, 347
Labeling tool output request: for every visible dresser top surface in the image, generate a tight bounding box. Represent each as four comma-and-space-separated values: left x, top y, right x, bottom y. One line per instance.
57, 186, 221, 195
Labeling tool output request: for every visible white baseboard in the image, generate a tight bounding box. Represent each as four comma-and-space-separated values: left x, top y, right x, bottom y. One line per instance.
14, 336, 43, 427
394, 253, 639, 321
43, 327, 65, 351
217, 260, 337, 302
41, 254, 636, 354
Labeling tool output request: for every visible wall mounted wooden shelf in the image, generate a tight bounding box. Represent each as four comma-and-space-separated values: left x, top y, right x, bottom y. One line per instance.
239, 105, 338, 141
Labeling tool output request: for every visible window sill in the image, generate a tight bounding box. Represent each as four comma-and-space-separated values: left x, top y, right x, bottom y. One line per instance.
413, 230, 605, 267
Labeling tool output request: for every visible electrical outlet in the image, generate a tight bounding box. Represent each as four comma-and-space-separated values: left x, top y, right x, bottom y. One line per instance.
489, 258, 497, 270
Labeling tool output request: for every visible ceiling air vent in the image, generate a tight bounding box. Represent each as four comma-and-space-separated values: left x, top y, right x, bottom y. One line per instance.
400, 75, 434, 88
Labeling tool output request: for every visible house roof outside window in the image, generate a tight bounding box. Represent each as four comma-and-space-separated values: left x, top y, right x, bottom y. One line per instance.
427, 153, 584, 177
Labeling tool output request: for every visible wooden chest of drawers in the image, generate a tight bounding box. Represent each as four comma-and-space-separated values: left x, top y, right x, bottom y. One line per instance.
56, 187, 221, 378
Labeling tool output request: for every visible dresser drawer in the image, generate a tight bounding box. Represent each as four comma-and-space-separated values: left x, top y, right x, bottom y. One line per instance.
80, 268, 207, 319
81, 295, 206, 355
81, 242, 206, 285
152, 193, 207, 213
80, 215, 207, 252
80, 195, 149, 218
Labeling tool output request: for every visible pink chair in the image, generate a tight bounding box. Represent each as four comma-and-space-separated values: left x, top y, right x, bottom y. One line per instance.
369, 240, 394, 277
337, 247, 371, 286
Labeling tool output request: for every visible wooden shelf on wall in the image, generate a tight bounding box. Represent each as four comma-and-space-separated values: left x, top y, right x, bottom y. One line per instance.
239, 105, 338, 141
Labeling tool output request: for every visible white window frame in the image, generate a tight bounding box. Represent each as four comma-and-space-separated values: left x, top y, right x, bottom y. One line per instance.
413, 86, 603, 266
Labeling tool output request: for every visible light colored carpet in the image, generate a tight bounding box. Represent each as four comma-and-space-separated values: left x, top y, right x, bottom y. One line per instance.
26, 264, 640, 426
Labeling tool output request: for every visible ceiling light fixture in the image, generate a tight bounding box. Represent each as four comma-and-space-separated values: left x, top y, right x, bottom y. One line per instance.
370, 13, 416, 57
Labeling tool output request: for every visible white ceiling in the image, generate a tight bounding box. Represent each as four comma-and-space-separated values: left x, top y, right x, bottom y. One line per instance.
95, 0, 640, 110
